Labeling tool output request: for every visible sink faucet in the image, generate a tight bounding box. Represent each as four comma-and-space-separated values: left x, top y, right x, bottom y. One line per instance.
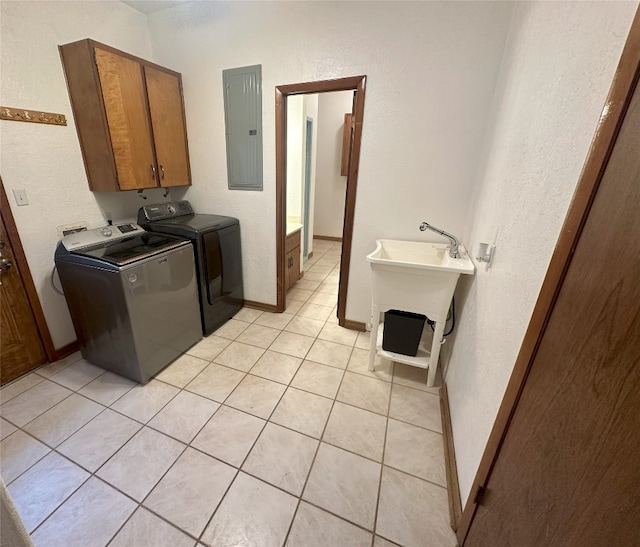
419, 222, 460, 258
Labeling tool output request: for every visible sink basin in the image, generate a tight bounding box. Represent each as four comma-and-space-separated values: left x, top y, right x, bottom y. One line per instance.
366, 239, 475, 274
366, 239, 474, 322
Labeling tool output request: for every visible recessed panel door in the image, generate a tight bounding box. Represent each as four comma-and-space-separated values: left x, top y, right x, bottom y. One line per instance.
464, 68, 640, 547
0, 216, 46, 384
144, 66, 191, 187
95, 47, 157, 190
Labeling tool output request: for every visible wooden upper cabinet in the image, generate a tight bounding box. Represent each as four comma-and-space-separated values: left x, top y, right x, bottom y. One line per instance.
144, 66, 190, 187
59, 39, 191, 192
94, 48, 156, 190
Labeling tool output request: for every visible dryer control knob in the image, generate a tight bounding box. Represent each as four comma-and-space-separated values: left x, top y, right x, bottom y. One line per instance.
101, 227, 113, 237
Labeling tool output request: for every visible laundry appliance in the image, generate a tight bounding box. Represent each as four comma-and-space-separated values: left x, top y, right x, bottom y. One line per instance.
138, 201, 244, 335
54, 223, 201, 383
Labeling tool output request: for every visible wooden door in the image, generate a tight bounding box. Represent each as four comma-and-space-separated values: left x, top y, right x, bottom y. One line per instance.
0, 215, 46, 384
144, 66, 191, 187
95, 47, 157, 190
463, 49, 640, 546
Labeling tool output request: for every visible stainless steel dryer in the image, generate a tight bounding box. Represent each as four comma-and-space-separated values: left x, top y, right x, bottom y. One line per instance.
55, 223, 201, 383
138, 201, 244, 336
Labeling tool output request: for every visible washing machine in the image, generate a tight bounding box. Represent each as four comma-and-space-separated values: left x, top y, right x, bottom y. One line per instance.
54, 223, 202, 383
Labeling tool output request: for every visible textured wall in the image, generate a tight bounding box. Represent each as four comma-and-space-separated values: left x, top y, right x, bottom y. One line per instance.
286, 95, 304, 220
444, 1, 638, 506
313, 91, 352, 239
0, 1, 513, 348
0, 1, 155, 348
302, 95, 319, 257
145, 1, 514, 312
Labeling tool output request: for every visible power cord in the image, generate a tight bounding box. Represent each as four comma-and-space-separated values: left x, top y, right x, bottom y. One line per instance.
50, 266, 64, 296
427, 296, 456, 336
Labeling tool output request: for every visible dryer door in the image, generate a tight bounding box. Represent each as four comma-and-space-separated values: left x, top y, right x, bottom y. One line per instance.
203, 231, 223, 304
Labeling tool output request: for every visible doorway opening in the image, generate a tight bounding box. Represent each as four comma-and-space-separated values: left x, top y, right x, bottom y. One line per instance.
275, 76, 366, 328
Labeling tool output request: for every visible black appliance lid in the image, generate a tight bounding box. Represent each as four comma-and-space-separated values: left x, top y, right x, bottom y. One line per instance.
71, 233, 187, 266
142, 213, 238, 237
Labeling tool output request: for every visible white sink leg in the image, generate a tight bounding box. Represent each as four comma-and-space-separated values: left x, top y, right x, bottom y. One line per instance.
427, 320, 445, 387
368, 305, 380, 371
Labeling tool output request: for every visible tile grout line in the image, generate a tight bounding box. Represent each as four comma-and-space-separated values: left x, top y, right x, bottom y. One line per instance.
23, 376, 192, 542
190, 313, 322, 545
5, 242, 449, 546
279, 251, 345, 546
188, 278, 338, 542
371, 363, 396, 542
280, 344, 352, 546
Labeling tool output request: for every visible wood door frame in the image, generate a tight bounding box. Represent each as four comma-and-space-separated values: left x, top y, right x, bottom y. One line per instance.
275, 75, 366, 327
457, 9, 640, 544
0, 179, 57, 363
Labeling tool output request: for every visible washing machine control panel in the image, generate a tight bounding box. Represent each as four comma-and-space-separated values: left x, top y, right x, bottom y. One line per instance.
138, 201, 194, 222
61, 223, 146, 251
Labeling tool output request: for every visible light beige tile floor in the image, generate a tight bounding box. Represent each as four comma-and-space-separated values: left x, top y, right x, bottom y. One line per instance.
0, 239, 457, 547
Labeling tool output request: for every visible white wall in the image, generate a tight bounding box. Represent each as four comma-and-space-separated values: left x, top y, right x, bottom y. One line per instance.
0, 1, 161, 348
286, 95, 304, 221
146, 1, 515, 314
313, 91, 352, 239
303, 95, 319, 258
444, 1, 638, 506
286, 93, 319, 259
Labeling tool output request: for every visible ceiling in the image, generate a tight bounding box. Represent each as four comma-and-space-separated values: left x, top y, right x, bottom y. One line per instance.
121, 0, 189, 15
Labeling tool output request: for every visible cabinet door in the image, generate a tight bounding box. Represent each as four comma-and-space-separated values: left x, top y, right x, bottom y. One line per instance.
144, 66, 191, 187
284, 251, 292, 291
94, 48, 157, 190
291, 246, 301, 285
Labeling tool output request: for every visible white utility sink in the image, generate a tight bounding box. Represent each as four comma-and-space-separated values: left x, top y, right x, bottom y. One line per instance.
366, 239, 475, 386
366, 239, 475, 275
366, 239, 474, 321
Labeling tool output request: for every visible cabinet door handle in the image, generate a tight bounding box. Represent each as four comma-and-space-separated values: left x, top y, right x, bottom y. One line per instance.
150, 164, 157, 181
160, 165, 165, 180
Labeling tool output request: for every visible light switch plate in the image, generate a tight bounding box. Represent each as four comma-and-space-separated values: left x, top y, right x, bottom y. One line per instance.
13, 189, 28, 206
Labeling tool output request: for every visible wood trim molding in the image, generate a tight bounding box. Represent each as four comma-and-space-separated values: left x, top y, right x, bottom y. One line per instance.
337, 76, 366, 328
441, 382, 463, 531
54, 341, 79, 362
276, 76, 366, 96
0, 180, 57, 363
275, 87, 286, 312
313, 235, 342, 242
457, 9, 640, 544
243, 300, 279, 313
340, 113, 352, 176
343, 319, 366, 332
275, 76, 367, 324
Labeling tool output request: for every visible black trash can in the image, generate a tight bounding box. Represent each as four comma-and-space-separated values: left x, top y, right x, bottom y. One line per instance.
382, 310, 427, 356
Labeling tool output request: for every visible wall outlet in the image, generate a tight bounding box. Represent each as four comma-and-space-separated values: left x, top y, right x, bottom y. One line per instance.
13, 189, 28, 206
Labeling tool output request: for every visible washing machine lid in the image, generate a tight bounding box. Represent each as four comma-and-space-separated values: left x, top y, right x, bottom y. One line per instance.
142, 214, 238, 238
138, 201, 238, 238
71, 233, 187, 267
